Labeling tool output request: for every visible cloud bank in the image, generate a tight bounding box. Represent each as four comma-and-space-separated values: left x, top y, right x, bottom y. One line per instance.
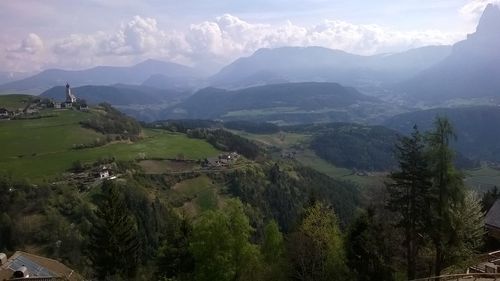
1, 14, 464, 72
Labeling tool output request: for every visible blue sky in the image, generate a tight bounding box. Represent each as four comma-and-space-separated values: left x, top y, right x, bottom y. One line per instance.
0, 0, 496, 72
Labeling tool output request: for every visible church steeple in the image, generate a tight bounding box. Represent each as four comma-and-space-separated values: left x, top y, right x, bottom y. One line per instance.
65, 83, 77, 103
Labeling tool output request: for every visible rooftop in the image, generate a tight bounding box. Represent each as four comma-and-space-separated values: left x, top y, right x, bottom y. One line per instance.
0, 251, 83, 281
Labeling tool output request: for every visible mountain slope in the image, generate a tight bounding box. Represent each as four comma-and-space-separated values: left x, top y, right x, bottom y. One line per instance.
40, 84, 184, 105
0, 59, 200, 91
163, 82, 381, 122
400, 4, 500, 103
209, 45, 451, 89
383, 106, 500, 162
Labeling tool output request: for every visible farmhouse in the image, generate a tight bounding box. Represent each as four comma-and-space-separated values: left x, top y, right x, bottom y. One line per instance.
204, 152, 240, 168
94, 166, 112, 179
0, 251, 83, 281
0, 108, 9, 118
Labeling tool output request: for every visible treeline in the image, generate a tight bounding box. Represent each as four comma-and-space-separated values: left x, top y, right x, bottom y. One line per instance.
147, 119, 280, 134
223, 120, 280, 134
80, 103, 141, 137
187, 128, 261, 159
148, 119, 222, 133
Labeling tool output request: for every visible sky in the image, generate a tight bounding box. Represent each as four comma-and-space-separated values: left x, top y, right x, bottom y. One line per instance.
0, 0, 498, 73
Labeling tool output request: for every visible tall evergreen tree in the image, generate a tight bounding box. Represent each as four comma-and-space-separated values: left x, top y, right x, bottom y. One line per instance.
346, 209, 394, 281
89, 180, 140, 280
156, 217, 194, 280
426, 117, 465, 276
386, 125, 432, 279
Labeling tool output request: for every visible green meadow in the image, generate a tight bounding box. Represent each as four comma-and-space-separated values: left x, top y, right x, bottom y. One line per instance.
0, 94, 34, 110
0, 109, 219, 181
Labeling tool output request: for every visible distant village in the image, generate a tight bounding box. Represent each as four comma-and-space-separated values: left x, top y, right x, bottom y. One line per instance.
203, 152, 240, 168
0, 83, 88, 120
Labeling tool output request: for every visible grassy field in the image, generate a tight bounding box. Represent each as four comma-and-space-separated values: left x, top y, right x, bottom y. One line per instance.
0, 94, 35, 110
0, 109, 219, 181
172, 176, 221, 215
295, 149, 387, 187
230, 130, 311, 149
464, 164, 500, 193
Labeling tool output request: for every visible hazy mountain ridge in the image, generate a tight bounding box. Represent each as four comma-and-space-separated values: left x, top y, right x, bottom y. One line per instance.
162, 82, 382, 121
400, 4, 500, 104
0, 59, 200, 92
209, 45, 452, 89
40, 84, 186, 106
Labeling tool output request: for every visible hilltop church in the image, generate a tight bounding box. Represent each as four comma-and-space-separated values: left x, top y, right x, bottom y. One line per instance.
66, 83, 77, 103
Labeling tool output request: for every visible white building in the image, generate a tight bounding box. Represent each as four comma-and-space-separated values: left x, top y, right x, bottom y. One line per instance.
65, 83, 77, 103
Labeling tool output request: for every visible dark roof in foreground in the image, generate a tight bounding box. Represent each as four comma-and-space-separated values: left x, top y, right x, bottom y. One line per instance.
486, 199, 500, 230
0, 251, 83, 281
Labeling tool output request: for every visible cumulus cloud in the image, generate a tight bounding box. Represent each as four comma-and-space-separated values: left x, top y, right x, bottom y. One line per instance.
11, 33, 44, 54
460, 0, 500, 22
185, 15, 460, 59
1, 33, 46, 72
2, 14, 464, 72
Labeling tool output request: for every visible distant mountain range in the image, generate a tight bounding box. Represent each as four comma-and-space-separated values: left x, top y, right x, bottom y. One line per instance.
2, 4, 500, 110
0, 59, 200, 92
209, 45, 452, 89
400, 4, 500, 104
40, 84, 186, 106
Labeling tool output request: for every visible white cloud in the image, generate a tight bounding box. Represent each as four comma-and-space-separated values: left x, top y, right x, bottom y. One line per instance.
1, 33, 46, 72
184, 15, 461, 59
460, 0, 500, 22
1, 14, 465, 72
12, 33, 44, 54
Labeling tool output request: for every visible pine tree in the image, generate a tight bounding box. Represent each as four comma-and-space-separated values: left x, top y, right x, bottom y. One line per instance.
386, 125, 432, 279
346, 209, 394, 281
426, 117, 465, 276
89, 180, 140, 280
156, 217, 194, 280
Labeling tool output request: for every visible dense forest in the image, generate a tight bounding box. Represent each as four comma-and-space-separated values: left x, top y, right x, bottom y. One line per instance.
0, 117, 493, 280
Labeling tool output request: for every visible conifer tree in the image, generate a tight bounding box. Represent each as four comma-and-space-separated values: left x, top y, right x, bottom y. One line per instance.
346, 209, 394, 281
426, 117, 465, 276
89, 180, 140, 280
386, 125, 432, 279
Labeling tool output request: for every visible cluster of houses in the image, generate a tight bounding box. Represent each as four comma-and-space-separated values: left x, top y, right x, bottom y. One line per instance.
203, 152, 240, 168
0, 104, 41, 119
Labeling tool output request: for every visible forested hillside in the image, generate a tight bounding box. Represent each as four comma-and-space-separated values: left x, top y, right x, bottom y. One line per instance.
384, 106, 500, 162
